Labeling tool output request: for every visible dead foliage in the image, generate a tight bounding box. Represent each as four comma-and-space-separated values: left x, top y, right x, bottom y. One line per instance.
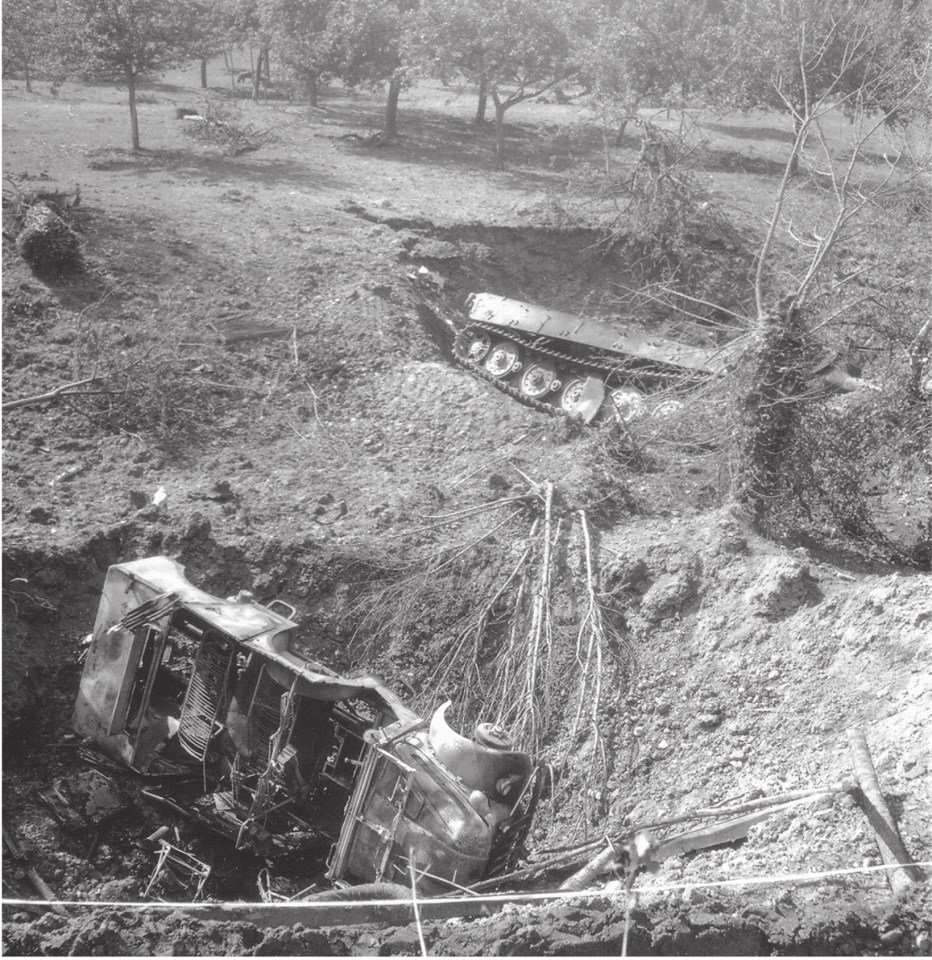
178, 103, 278, 156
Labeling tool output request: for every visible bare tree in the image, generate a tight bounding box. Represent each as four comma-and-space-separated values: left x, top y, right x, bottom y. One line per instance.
733, 23, 931, 531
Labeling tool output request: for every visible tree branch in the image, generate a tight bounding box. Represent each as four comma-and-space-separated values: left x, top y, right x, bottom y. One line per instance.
2, 377, 101, 411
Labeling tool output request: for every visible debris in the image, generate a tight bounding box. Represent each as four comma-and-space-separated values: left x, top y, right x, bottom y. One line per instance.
650, 793, 833, 861
49, 465, 85, 485
14, 201, 83, 274
72, 557, 539, 895
151, 486, 167, 507
36, 769, 132, 832
847, 728, 922, 895
407, 265, 446, 290
2, 825, 69, 916
197, 480, 235, 502
2, 376, 100, 412
210, 315, 294, 344
143, 840, 211, 902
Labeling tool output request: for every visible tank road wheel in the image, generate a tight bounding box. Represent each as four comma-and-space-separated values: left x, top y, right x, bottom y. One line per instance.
518, 361, 560, 399
609, 386, 646, 423
559, 377, 586, 415
455, 327, 492, 365
484, 340, 522, 379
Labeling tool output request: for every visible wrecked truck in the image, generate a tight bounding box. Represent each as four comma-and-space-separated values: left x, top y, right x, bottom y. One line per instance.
73, 557, 538, 894
452, 292, 870, 424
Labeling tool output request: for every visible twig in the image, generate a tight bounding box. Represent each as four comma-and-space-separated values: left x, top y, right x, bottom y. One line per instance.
3, 376, 100, 410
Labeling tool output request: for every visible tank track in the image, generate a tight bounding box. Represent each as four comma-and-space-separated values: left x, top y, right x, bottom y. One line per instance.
454, 321, 679, 421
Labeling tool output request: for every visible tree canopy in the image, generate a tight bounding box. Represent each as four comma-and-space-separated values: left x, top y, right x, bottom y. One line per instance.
53, 0, 207, 148
410, 0, 581, 166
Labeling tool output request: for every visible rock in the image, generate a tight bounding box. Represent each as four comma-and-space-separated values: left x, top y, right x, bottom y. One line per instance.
640, 567, 699, 622
406, 237, 460, 260
605, 555, 649, 592
696, 712, 722, 730
743, 557, 820, 619
27, 505, 56, 524
378, 927, 424, 955
716, 533, 749, 555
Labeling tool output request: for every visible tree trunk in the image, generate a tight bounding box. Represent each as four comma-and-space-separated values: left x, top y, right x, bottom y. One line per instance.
252, 48, 264, 102
126, 67, 140, 151
307, 69, 318, 108
24, 64, 32, 93
200, 59, 208, 89
475, 77, 488, 123
384, 75, 401, 137
493, 99, 507, 169
732, 297, 806, 529
614, 118, 629, 147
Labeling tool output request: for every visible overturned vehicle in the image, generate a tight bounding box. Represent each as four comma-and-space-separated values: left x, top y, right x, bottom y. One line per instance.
452, 292, 870, 424
73, 557, 538, 895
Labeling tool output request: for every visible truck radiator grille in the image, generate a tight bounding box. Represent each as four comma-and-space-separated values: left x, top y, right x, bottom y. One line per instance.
177, 633, 235, 761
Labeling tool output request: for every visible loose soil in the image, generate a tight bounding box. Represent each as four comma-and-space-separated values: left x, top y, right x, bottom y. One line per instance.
2, 61, 930, 956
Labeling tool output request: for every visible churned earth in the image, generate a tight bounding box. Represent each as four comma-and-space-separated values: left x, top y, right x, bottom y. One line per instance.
2, 59, 930, 956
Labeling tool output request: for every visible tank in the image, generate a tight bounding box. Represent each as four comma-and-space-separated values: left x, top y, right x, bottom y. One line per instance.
454, 292, 869, 424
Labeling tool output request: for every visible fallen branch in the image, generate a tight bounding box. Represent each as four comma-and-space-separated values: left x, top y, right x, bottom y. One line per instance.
847, 728, 923, 895
2, 376, 99, 411
559, 838, 618, 891
2, 825, 69, 916
559, 794, 834, 890
650, 793, 833, 862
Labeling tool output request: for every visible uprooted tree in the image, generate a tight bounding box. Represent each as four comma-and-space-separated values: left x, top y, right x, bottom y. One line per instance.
729, 7, 931, 554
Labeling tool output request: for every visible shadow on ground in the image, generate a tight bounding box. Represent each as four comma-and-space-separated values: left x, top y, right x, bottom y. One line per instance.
83, 146, 347, 191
